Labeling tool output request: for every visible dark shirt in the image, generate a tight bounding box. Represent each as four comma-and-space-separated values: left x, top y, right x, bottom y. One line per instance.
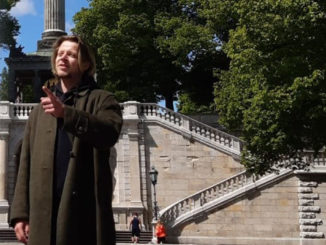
53, 83, 73, 206
131, 217, 140, 231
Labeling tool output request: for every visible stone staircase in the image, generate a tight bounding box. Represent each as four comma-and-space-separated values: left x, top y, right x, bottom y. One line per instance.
159, 152, 326, 230
9, 102, 242, 157
116, 230, 152, 243
0, 230, 16, 242
0, 229, 152, 244
134, 102, 242, 157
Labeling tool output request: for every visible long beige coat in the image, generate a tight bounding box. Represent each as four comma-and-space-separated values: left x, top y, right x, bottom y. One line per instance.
10, 84, 123, 245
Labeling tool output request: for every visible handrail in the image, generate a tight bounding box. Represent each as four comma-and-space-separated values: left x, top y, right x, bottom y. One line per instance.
11, 103, 36, 120
138, 103, 243, 155
159, 170, 251, 226
158, 152, 326, 228
2, 101, 242, 155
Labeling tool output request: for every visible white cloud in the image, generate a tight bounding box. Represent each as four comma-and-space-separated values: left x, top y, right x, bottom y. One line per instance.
66, 21, 75, 34
10, 0, 37, 17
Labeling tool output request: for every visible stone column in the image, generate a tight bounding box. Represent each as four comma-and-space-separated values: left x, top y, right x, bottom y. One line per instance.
123, 102, 143, 206
38, 0, 66, 50
33, 70, 42, 102
0, 134, 8, 200
0, 102, 11, 228
8, 67, 16, 103
43, 0, 66, 38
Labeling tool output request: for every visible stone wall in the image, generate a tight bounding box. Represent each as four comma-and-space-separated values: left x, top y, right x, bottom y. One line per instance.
143, 123, 242, 208
111, 119, 242, 230
2, 102, 326, 245
169, 174, 326, 245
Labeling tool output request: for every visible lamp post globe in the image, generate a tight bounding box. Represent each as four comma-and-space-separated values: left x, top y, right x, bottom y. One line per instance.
149, 166, 159, 221
149, 166, 158, 185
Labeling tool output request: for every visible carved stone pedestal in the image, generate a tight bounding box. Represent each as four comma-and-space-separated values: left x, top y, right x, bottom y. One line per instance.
0, 200, 9, 228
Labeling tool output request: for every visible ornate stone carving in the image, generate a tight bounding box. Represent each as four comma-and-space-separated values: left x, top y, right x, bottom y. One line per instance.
298, 179, 324, 239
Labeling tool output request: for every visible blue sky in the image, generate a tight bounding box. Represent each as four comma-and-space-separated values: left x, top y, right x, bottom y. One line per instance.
0, 0, 175, 109
0, 0, 89, 73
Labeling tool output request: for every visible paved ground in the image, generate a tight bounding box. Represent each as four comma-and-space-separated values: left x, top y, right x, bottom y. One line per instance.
0, 242, 194, 245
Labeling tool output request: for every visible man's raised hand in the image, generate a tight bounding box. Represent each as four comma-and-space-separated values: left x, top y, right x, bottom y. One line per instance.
40, 86, 65, 118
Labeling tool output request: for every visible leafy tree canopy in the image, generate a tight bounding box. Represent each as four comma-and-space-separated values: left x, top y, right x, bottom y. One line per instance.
0, 0, 20, 49
214, 0, 326, 174
73, 0, 229, 110
73, 0, 181, 107
0, 67, 9, 100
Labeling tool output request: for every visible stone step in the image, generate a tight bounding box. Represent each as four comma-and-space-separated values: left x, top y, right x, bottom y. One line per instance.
0, 229, 152, 244
0, 230, 16, 242
117, 230, 152, 243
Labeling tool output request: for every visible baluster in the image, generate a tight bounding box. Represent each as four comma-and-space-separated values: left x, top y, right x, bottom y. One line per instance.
205, 128, 210, 138
211, 131, 215, 141
200, 127, 205, 136
224, 181, 229, 193
170, 113, 175, 123
18, 106, 22, 116
143, 105, 147, 115
202, 190, 207, 203
219, 183, 223, 194
153, 105, 157, 116
187, 198, 191, 212
166, 111, 170, 121
13, 107, 17, 117
175, 116, 179, 126
179, 202, 183, 215
220, 136, 225, 145
215, 133, 220, 143
212, 186, 217, 199
174, 205, 179, 218
149, 105, 153, 116
233, 177, 238, 190
224, 180, 229, 193
229, 179, 234, 192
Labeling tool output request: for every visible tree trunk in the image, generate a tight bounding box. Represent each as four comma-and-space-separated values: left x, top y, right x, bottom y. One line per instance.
164, 94, 174, 110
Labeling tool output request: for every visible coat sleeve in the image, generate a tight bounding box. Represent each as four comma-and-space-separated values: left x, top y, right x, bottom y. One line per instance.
10, 110, 33, 226
63, 92, 122, 150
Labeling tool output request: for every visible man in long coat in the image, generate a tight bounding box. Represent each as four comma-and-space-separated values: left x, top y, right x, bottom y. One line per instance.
10, 35, 123, 245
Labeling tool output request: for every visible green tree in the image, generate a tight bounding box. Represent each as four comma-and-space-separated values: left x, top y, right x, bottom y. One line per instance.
0, 67, 9, 100
214, 0, 326, 174
73, 0, 183, 108
154, 0, 230, 113
73, 0, 230, 110
0, 0, 20, 49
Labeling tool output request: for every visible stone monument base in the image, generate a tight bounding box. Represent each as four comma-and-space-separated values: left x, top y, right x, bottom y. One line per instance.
0, 200, 9, 228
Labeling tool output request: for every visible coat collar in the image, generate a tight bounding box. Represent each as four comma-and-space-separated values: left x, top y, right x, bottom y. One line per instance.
44, 75, 98, 104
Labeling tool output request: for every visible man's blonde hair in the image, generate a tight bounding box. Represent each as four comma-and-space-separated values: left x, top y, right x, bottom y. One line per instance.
51, 35, 96, 77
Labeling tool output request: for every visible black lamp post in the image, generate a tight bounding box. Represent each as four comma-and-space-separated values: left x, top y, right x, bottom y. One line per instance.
149, 166, 159, 220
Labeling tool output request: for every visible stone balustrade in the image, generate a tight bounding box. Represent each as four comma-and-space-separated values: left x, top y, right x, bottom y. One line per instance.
0, 101, 243, 156
0, 102, 35, 121
158, 152, 326, 229
138, 103, 242, 156
11, 103, 35, 120
159, 170, 251, 226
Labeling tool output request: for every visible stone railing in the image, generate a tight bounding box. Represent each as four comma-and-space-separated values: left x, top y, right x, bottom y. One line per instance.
159, 170, 250, 225
11, 103, 35, 120
0, 101, 36, 121
1, 101, 242, 155
158, 152, 326, 229
137, 103, 242, 156
159, 168, 294, 229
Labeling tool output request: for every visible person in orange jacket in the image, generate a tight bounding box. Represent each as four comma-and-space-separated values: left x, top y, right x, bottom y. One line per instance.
155, 220, 166, 244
